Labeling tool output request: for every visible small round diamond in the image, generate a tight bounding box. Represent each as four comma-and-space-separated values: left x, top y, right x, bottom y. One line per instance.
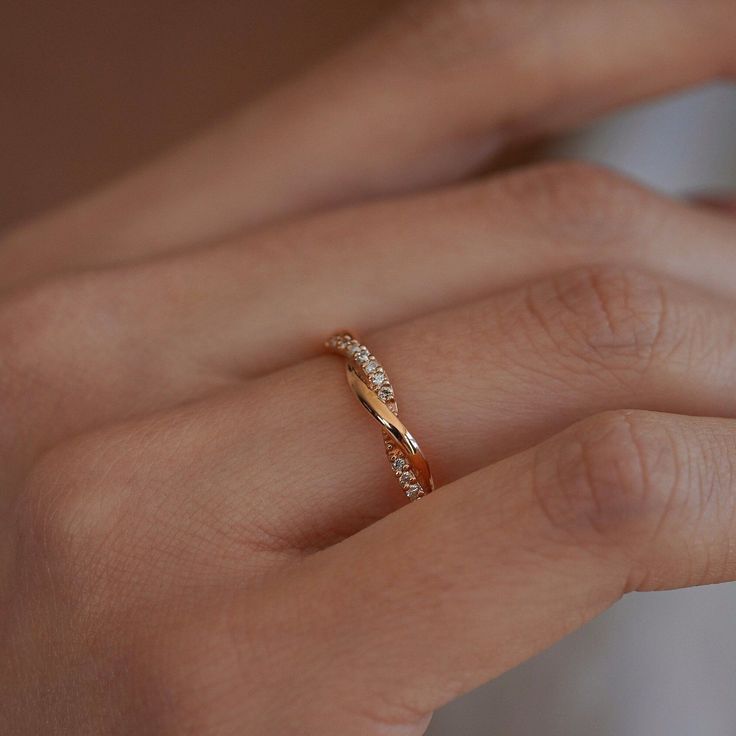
365, 360, 379, 374
399, 471, 415, 487
370, 371, 386, 387
377, 385, 394, 402
354, 347, 370, 364
346, 342, 361, 356
392, 456, 407, 472
406, 484, 423, 500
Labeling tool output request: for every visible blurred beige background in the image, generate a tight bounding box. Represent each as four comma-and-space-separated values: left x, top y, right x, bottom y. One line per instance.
3, 3, 736, 734
0, 0, 392, 229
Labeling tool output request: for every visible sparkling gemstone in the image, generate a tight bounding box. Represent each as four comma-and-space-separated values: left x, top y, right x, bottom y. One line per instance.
377, 385, 394, 402
354, 347, 370, 364
392, 456, 407, 472
406, 484, 423, 500
400, 471, 415, 486
370, 371, 386, 387
365, 360, 379, 374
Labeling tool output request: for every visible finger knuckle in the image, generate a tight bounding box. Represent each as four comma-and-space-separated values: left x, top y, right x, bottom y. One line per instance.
498, 160, 662, 252
0, 273, 123, 394
0, 282, 67, 393
524, 265, 671, 376
534, 410, 685, 549
0, 270, 146, 448
0, 275, 94, 356
17, 439, 124, 590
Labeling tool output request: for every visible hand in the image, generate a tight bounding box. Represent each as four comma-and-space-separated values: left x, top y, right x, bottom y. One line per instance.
2, 1, 736, 734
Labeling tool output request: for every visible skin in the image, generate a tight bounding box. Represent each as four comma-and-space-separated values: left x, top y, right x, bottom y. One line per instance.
1, 0, 736, 733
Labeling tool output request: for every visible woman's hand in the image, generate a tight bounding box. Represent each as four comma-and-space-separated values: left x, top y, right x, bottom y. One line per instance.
2, 1, 736, 734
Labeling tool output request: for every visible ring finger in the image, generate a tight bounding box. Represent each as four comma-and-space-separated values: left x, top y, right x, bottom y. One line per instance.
30, 261, 736, 603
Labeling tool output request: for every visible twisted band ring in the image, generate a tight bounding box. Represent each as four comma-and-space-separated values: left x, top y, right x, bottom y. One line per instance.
326, 333, 434, 501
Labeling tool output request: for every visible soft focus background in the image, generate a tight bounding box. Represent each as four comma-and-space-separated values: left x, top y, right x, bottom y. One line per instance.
3, 3, 736, 734
0, 0, 389, 229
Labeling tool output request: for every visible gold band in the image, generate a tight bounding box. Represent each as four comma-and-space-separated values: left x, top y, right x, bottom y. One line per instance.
326, 333, 434, 501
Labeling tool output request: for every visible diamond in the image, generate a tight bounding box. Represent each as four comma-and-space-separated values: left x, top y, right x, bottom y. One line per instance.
406, 484, 423, 500
354, 347, 370, 364
392, 456, 407, 472
377, 385, 394, 402
399, 470, 415, 486
346, 342, 361, 356
370, 371, 386, 387
365, 360, 379, 374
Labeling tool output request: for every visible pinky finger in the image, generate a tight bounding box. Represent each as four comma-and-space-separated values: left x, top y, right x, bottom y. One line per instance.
209, 410, 736, 733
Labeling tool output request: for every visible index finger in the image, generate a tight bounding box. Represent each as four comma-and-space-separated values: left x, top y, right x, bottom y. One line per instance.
3, 0, 734, 288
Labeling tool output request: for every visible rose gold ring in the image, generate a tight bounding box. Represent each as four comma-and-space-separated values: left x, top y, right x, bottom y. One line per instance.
326, 333, 434, 501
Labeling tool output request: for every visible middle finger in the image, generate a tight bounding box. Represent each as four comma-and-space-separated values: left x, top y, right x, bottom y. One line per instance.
6, 162, 736, 477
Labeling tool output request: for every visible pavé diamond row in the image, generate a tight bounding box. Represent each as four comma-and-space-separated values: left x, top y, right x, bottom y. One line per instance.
326, 333, 434, 501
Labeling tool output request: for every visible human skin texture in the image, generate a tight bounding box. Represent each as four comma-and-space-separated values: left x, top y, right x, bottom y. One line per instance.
1, 1, 736, 734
